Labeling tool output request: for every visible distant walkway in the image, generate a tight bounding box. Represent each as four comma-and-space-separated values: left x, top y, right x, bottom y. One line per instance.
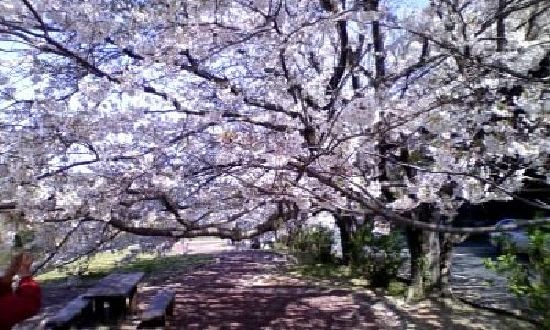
138, 251, 379, 329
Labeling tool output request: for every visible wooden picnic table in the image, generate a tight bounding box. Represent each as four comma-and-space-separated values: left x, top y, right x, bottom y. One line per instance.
81, 271, 145, 320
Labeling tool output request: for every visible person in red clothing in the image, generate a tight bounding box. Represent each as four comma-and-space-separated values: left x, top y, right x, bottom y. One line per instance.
0, 252, 42, 330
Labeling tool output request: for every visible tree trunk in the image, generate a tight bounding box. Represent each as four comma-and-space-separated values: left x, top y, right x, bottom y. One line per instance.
439, 232, 454, 297
496, 0, 506, 51
406, 228, 425, 301
406, 228, 442, 301
405, 204, 453, 301
335, 214, 353, 265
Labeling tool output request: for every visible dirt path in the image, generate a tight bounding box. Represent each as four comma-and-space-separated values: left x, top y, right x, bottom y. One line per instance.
136, 251, 536, 330
16, 250, 536, 329
132, 251, 379, 329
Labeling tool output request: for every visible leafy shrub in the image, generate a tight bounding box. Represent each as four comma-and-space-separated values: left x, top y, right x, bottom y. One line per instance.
485, 227, 550, 328
350, 224, 406, 287
288, 226, 334, 264
13, 229, 35, 249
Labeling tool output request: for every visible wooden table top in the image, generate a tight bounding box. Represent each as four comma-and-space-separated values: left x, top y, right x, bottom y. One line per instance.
82, 271, 145, 298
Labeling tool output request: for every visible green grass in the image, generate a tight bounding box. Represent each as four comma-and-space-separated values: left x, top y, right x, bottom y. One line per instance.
36, 250, 212, 283
387, 280, 407, 296
36, 249, 131, 282
289, 263, 368, 285
121, 253, 211, 273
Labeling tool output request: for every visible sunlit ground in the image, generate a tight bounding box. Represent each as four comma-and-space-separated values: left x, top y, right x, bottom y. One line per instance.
35, 249, 212, 283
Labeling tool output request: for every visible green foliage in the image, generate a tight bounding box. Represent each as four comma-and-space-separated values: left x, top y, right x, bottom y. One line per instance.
122, 254, 211, 273
273, 241, 288, 251
484, 227, 550, 328
349, 224, 405, 287
408, 150, 433, 166
287, 226, 334, 264
11, 229, 35, 251
17, 229, 35, 245
283, 223, 405, 289
387, 280, 407, 296
289, 263, 372, 288
292, 263, 351, 279
284, 224, 406, 289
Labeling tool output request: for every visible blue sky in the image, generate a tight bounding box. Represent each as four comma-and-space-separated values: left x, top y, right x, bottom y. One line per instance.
390, 0, 429, 17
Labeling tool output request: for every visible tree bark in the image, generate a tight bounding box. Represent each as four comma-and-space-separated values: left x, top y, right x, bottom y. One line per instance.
496, 0, 506, 51
406, 228, 442, 301
406, 227, 425, 301
365, 0, 385, 83
335, 213, 353, 265
406, 204, 452, 301
439, 232, 454, 297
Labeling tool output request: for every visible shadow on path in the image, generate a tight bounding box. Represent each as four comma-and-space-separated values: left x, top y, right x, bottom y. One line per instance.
140, 251, 379, 329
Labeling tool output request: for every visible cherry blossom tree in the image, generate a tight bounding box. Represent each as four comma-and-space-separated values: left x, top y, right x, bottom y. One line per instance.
0, 0, 548, 298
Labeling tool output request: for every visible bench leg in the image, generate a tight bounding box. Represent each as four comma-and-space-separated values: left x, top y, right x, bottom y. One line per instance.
167, 299, 175, 316
92, 298, 106, 318
138, 314, 166, 329
111, 297, 127, 318
73, 302, 93, 328
128, 288, 138, 313
91, 298, 125, 323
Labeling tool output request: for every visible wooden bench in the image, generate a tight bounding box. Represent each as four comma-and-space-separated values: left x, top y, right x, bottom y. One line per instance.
138, 289, 176, 328
44, 295, 92, 330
